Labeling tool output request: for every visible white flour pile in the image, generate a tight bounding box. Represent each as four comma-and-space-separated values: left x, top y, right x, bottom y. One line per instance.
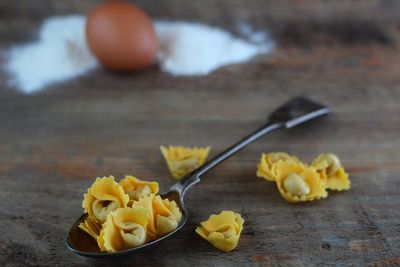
5, 16, 97, 93
155, 21, 272, 76
4, 16, 274, 93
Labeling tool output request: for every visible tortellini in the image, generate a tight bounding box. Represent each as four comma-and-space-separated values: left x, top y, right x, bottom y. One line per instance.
82, 176, 129, 224
196, 211, 244, 252
80, 175, 181, 252
257, 152, 350, 203
256, 152, 302, 181
98, 207, 149, 252
275, 161, 327, 203
120, 175, 159, 206
311, 153, 351, 191
132, 195, 182, 239
160, 145, 211, 179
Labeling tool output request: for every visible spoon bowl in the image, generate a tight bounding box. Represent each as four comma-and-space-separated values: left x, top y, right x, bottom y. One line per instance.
67, 96, 330, 257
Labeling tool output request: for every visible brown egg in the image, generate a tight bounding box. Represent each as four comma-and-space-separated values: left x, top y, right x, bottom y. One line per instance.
86, 1, 158, 72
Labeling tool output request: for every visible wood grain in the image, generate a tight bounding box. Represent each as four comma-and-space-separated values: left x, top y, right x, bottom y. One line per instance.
0, 0, 400, 266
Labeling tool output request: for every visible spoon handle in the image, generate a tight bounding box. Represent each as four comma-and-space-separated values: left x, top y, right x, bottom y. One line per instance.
176, 122, 282, 197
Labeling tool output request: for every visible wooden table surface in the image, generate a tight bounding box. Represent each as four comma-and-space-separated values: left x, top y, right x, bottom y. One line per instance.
1, 1, 400, 266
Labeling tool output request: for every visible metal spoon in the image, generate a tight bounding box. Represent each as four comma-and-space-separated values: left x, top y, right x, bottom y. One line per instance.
67, 96, 330, 257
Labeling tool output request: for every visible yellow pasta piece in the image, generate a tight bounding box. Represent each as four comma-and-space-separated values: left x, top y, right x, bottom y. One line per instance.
155, 196, 183, 236
78, 216, 101, 240
256, 152, 302, 181
312, 153, 351, 191
120, 175, 159, 206
131, 196, 156, 240
132, 195, 182, 239
275, 161, 328, 203
160, 145, 211, 179
195, 211, 244, 252
97, 229, 106, 251
82, 176, 129, 224
99, 207, 149, 252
